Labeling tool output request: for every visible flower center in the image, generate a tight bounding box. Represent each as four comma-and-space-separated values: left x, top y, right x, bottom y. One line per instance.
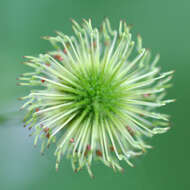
74, 68, 123, 117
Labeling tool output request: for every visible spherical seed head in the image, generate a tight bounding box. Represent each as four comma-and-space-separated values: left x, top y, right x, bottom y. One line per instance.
19, 18, 174, 177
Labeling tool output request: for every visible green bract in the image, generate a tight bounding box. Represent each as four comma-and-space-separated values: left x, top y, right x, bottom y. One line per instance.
19, 19, 174, 177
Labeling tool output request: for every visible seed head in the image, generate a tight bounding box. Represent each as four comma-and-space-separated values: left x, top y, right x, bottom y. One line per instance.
19, 18, 174, 177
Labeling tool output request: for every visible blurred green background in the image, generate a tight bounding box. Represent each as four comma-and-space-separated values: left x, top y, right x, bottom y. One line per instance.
0, 0, 189, 189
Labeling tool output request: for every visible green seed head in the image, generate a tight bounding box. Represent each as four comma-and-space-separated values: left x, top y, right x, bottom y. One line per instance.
19, 18, 174, 177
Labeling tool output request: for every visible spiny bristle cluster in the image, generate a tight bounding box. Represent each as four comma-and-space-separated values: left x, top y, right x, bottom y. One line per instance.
18, 18, 174, 177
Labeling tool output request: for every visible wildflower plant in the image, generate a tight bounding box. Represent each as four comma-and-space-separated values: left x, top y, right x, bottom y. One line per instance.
18, 19, 174, 177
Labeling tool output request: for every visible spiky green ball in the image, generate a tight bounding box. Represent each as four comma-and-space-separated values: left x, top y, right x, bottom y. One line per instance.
19, 19, 174, 177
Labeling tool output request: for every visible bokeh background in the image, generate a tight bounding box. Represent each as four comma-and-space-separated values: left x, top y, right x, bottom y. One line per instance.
0, 0, 189, 189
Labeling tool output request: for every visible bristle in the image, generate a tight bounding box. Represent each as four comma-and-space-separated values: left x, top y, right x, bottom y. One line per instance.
20, 18, 174, 177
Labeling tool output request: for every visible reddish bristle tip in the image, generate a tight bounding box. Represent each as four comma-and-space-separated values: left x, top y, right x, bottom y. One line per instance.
126, 126, 135, 136
143, 93, 150, 98
54, 55, 63, 61
110, 146, 114, 152
43, 128, 49, 133
96, 150, 102, 157
63, 48, 67, 54
87, 144, 91, 150
70, 138, 74, 143
45, 63, 51, 67
46, 133, 50, 139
